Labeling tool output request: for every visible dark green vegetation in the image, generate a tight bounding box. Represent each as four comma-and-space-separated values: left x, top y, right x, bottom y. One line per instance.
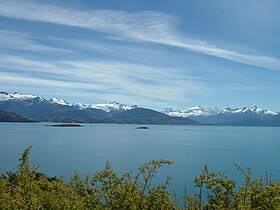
0, 147, 279, 209
0, 110, 35, 122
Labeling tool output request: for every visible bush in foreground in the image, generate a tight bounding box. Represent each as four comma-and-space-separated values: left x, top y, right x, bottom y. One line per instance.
0, 147, 279, 209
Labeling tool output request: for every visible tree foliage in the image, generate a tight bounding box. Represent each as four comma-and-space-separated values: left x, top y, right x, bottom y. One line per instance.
186, 164, 280, 210
0, 147, 279, 209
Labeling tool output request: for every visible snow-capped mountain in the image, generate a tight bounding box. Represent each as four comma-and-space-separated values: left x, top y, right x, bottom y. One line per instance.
0, 91, 44, 103
163, 106, 276, 117
49, 98, 71, 106
0, 91, 138, 114
0, 91, 279, 125
162, 106, 278, 125
0, 91, 197, 124
73, 101, 138, 112
162, 106, 220, 117
220, 106, 277, 116
46, 95, 138, 113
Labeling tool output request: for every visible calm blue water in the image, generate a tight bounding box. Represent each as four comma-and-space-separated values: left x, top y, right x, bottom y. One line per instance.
0, 123, 279, 202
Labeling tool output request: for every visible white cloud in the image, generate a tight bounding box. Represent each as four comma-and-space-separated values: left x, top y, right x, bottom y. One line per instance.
0, 0, 280, 70
0, 53, 212, 108
0, 29, 75, 53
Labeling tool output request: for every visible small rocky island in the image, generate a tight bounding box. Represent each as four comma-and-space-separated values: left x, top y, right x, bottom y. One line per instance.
135, 126, 149, 129
46, 124, 83, 127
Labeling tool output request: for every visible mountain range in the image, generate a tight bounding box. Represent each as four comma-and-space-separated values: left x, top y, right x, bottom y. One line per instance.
162, 106, 278, 124
0, 91, 196, 125
0, 91, 279, 126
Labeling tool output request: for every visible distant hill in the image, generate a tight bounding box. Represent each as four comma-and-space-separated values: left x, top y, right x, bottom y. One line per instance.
0, 110, 35, 122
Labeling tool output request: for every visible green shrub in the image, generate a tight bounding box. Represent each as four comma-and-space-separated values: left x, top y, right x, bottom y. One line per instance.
0, 147, 279, 209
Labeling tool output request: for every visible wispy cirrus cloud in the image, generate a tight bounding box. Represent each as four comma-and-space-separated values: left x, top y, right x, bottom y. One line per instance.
0, 29, 76, 53
0, 53, 212, 107
0, 0, 280, 71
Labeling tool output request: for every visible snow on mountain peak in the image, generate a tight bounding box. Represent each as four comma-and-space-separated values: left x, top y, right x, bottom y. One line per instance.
0, 91, 44, 102
1, 91, 278, 117
204, 106, 220, 115
161, 108, 184, 117
49, 98, 70, 106
71, 101, 138, 112
163, 106, 277, 117
220, 106, 277, 115
163, 106, 221, 117
0, 92, 137, 112
87, 101, 137, 112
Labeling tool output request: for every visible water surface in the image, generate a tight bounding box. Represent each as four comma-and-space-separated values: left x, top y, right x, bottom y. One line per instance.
0, 123, 279, 200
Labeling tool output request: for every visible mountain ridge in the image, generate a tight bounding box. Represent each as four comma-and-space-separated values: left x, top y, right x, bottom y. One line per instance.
162, 106, 277, 118
0, 92, 198, 125
0, 91, 279, 126
0, 110, 35, 122
162, 105, 278, 125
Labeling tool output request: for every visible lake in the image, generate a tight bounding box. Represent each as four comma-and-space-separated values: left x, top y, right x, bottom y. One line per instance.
0, 123, 279, 203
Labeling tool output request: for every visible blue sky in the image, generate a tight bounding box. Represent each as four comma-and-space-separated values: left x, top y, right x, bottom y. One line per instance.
0, 0, 280, 111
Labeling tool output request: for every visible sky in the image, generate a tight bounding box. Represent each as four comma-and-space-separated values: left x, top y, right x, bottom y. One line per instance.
0, 0, 280, 111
